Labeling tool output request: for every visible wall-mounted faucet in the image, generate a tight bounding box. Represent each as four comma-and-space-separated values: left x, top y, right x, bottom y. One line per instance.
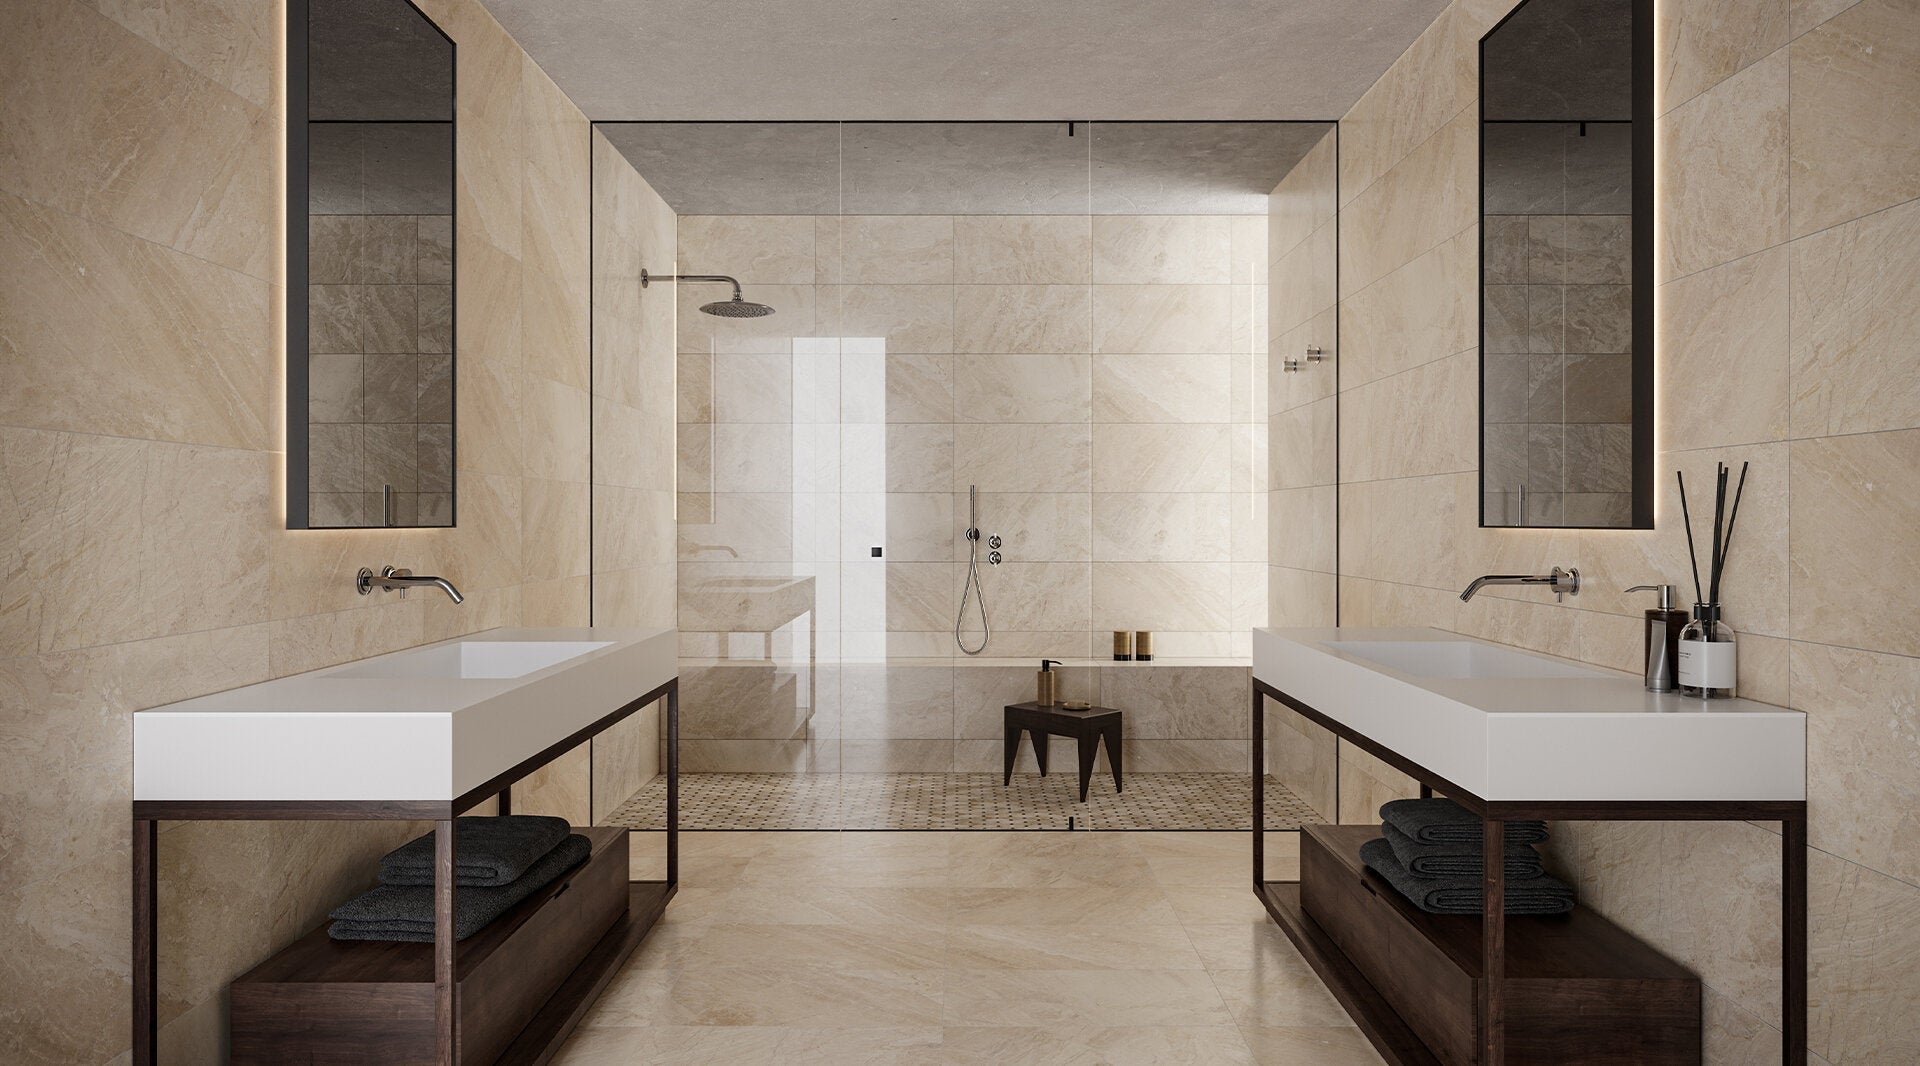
1459, 566, 1580, 603
357, 565, 464, 603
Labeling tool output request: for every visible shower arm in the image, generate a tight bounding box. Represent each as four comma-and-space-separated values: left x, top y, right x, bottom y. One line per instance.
640, 269, 743, 301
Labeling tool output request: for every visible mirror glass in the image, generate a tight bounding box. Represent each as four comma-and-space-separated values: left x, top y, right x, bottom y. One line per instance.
1479, 0, 1651, 528
289, 0, 455, 528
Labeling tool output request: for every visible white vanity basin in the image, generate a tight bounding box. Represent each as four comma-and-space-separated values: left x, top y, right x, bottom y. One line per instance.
329, 640, 615, 680
134, 627, 675, 803
1255, 627, 1805, 802
1323, 640, 1606, 680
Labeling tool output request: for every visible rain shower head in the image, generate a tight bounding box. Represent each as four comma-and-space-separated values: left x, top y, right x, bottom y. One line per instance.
699, 297, 776, 318
640, 269, 776, 318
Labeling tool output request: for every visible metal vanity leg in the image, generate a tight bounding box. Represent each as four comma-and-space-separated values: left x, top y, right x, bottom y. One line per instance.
1785, 815, 1808, 1065
1482, 816, 1506, 1066
435, 819, 458, 1066
1251, 685, 1264, 886
132, 817, 157, 1066
667, 681, 680, 887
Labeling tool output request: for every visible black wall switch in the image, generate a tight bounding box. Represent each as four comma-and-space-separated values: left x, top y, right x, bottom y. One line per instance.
871, 546, 883, 557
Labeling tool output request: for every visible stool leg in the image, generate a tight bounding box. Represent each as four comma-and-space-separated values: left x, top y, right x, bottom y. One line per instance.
1077, 733, 1097, 802
1033, 731, 1049, 776
1107, 725, 1123, 794
1004, 724, 1019, 785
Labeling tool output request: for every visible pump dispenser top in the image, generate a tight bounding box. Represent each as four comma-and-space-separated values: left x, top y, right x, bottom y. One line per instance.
1036, 659, 1062, 706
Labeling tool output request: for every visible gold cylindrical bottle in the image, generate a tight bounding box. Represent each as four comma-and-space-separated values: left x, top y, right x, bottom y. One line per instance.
1133, 631, 1153, 662
1112, 630, 1134, 661
1036, 659, 1060, 705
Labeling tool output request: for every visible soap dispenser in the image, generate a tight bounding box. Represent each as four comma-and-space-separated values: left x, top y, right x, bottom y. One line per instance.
1036, 660, 1062, 706
1624, 585, 1689, 692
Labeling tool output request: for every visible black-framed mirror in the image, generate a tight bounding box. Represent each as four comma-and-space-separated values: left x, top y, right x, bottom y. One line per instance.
288, 0, 455, 529
1479, 0, 1652, 529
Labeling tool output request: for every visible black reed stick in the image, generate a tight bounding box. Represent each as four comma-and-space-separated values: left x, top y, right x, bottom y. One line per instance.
1677, 469, 1704, 604
1720, 466, 1735, 610
1717, 460, 1751, 591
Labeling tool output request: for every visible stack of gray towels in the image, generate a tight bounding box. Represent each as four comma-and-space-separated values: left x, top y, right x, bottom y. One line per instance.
328, 815, 589, 943
1360, 798, 1576, 915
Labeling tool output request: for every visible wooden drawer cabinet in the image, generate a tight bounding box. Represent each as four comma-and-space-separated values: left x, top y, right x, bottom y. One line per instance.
231, 827, 630, 1065
1300, 825, 1700, 1066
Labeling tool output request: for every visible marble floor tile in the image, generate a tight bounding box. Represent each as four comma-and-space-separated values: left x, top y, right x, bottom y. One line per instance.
554, 828, 1362, 1063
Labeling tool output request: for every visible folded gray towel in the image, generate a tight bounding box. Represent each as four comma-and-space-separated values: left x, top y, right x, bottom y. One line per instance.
378, 815, 572, 887
1360, 837, 1574, 916
330, 833, 590, 942
1379, 798, 1548, 847
1384, 822, 1545, 878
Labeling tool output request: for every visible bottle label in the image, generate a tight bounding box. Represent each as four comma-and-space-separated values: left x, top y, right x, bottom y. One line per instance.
1676, 639, 1736, 688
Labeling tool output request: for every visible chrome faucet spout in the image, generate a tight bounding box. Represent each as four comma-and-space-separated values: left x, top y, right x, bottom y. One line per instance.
357, 566, 464, 604
1459, 567, 1580, 603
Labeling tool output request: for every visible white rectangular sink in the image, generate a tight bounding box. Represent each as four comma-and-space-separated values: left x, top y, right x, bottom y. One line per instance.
1255, 627, 1805, 802
133, 627, 676, 802
1324, 640, 1606, 680
328, 641, 614, 680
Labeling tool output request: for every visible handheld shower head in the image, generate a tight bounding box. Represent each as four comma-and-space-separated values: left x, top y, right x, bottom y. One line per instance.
640, 269, 776, 318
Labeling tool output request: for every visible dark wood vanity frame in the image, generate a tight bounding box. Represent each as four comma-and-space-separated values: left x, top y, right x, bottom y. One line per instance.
1252, 678, 1808, 1066
131, 678, 679, 1065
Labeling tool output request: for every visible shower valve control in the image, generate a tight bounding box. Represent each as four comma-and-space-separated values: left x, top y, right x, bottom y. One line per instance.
987, 535, 1002, 549
988, 550, 1003, 565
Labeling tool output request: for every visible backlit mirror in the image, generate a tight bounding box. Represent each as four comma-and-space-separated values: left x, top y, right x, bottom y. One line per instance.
288, 0, 455, 528
1479, 0, 1651, 528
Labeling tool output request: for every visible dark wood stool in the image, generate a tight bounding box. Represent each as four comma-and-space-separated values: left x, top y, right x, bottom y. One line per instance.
1003, 701, 1123, 802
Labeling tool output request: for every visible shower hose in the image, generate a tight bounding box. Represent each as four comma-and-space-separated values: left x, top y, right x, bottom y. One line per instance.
956, 487, 989, 654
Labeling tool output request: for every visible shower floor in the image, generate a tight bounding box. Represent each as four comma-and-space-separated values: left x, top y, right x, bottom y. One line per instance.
606, 772, 1325, 832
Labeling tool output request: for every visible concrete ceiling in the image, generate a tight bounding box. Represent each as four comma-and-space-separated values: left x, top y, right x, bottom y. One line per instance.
595, 121, 1335, 215
476, 0, 1450, 122
309, 0, 451, 121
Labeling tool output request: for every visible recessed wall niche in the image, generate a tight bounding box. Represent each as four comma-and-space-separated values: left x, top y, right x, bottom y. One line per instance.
287, 0, 455, 528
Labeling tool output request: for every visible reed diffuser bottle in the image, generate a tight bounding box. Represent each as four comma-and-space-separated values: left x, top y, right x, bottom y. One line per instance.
1675, 460, 1749, 700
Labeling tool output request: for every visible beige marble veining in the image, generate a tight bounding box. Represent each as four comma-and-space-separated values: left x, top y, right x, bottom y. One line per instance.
677, 214, 816, 284
1092, 423, 1231, 493
1340, 107, 1477, 292
1788, 195, 1920, 438
1787, 0, 1920, 238
1092, 215, 1234, 284
1092, 492, 1232, 562
1659, 0, 1790, 112
953, 354, 1091, 424
953, 284, 1092, 354
951, 214, 1092, 285
1094, 353, 1233, 423
1340, 228, 1477, 388
1789, 428, 1920, 656
1659, 49, 1789, 280
1659, 245, 1790, 450
833, 215, 955, 285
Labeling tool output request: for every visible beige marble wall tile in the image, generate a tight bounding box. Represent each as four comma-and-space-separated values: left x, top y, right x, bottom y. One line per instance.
1092, 216, 1232, 284
820, 283, 953, 354
1791, 0, 1865, 35
1092, 493, 1232, 562
1267, 565, 1336, 628
1790, 428, 1920, 656
1793, 641, 1920, 884
1270, 485, 1339, 577
954, 354, 1092, 424
1094, 354, 1232, 424
969, 561, 1092, 633
0, 192, 272, 451
1788, 0, 1920, 238
1660, 50, 1789, 280
955, 424, 1089, 493
1808, 847, 1920, 1062
1336, 5, 1476, 208
952, 215, 1092, 284
1789, 196, 1920, 438
1092, 424, 1230, 493
1269, 128, 1339, 258
677, 215, 816, 284
840, 662, 955, 740
1341, 108, 1477, 292
1099, 666, 1249, 739
1092, 285, 1231, 355
837, 215, 954, 284
0, 428, 147, 656
1340, 228, 1476, 389
1338, 351, 1477, 483
1660, 245, 1790, 450
955, 285, 1092, 354
1093, 561, 1230, 633
1660, 0, 1790, 111
967, 491, 1091, 562
881, 354, 955, 424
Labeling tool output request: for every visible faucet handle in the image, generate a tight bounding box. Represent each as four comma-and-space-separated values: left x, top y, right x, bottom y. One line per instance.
1551, 566, 1581, 602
